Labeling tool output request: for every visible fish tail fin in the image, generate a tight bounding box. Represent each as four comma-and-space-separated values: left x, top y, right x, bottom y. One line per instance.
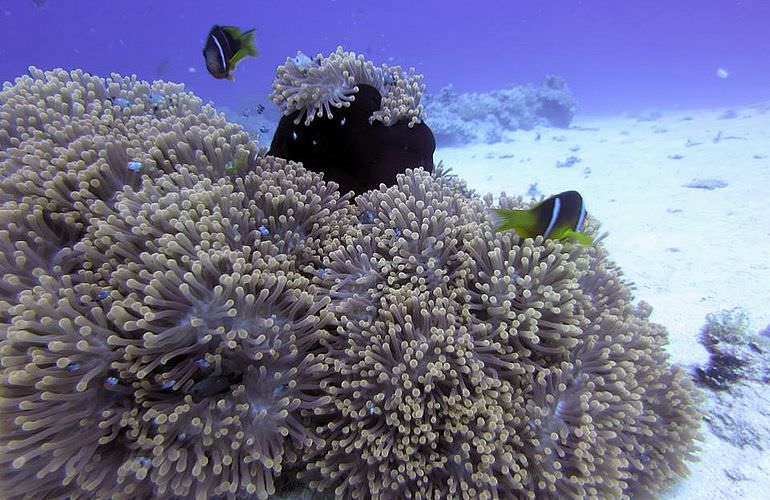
489, 208, 537, 236
239, 29, 259, 57
218, 27, 257, 72
562, 229, 593, 246
223, 27, 258, 70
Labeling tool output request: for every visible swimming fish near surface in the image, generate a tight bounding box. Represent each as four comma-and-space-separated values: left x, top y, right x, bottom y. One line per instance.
490, 190, 593, 245
203, 25, 258, 80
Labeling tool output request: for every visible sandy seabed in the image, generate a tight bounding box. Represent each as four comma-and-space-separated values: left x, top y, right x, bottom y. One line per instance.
435, 103, 770, 499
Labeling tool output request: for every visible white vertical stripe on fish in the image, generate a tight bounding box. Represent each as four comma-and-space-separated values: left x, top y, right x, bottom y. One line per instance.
576, 201, 587, 231
543, 197, 561, 238
211, 33, 226, 68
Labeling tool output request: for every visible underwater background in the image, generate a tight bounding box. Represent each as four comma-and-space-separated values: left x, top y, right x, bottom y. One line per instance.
3, 0, 770, 114
1, 1, 770, 499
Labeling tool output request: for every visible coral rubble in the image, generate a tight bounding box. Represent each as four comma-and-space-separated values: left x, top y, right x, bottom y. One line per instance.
1, 67, 700, 500
695, 307, 770, 389
695, 309, 770, 453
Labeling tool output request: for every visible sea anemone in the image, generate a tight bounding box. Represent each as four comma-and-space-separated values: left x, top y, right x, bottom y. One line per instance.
308, 291, 516, 498
270, 46, 424, 128
0, 68, 349, 499
305, 168, 701, 498
1, 67, 701, 499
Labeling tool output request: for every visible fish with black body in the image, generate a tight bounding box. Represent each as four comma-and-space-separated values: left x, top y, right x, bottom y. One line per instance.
188, 372, 244, 402
490, 190, 593, 245
268, 84, 435, 194
203, 25, 258, 80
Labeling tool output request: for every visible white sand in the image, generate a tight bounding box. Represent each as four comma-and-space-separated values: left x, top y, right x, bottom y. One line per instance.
435, 104, 770, 499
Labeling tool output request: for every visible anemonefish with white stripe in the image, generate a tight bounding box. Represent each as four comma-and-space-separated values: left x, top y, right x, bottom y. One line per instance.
489, 190, 593, 245
203, 25, 258, 80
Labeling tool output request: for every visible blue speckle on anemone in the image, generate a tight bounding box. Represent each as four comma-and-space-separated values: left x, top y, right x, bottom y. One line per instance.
127, 160, 142, 172
148, 91, 164, 105
258, 225, 270, 236
359, 210, 375, 225
112, 96, 131, 108
96, 289, 110, 301
292, 51, 313, 70
105, 376, 119, 386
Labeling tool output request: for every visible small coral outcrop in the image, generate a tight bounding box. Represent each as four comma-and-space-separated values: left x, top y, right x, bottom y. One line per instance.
695, 309, 770, 460
695, 307, 770, 389
423, 75, 576, 145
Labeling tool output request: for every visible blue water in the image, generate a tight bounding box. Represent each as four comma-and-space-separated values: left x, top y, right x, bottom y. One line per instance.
2, 0, 769, 114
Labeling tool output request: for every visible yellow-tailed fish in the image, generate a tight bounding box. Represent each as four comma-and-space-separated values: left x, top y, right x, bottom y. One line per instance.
203, 25, 258, 80
490, 190, 593, 245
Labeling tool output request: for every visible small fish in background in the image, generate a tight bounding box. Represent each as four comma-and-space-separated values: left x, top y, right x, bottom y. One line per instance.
716, 67, 729, 79
189, 372, 242, 402
148, 91, 165, 106
292, 51, 314, 71
242, 103, 265, 117
111, 96, 131, 109
489, 190, 593, 245
156, 59, 171, 77
203, 25, 258, 80
147, 91, 166, 113
225, 156, 246, 173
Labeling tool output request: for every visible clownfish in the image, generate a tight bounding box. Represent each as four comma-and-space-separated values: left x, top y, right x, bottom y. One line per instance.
490, 190, 593, 245
203, 25, 258, 80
